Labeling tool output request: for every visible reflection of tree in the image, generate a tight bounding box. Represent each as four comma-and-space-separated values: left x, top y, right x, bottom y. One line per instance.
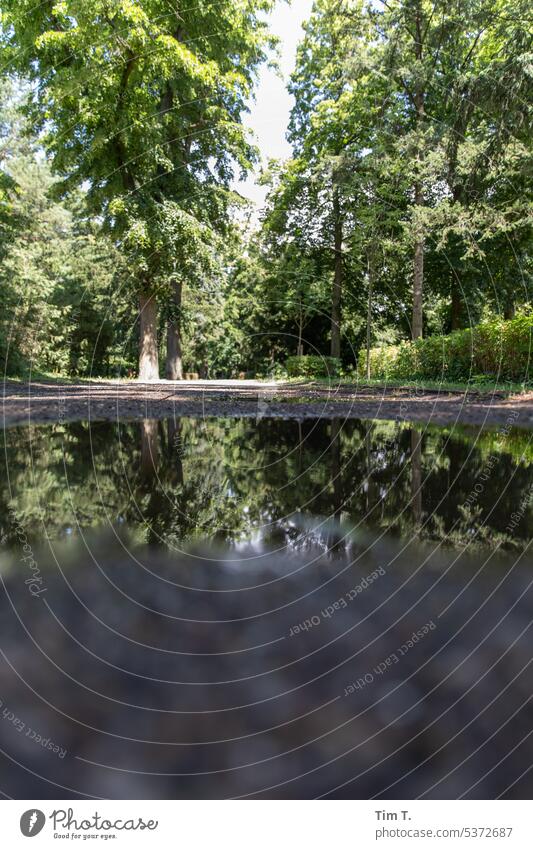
327, 418, 345, 555
0, 418, 531, 553
140, 419, 159, 481
410, 429, 423, 530
165, 418, 184, 486
365, 422, 372, 514
330, 419, 342, 519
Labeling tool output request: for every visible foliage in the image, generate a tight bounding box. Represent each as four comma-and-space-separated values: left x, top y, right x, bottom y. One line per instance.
1, 0, 275, 376
253, 0, 532, 369
360, 310, 533, 383
0, 0, 531, 379
285, 354, 341, 379
0, 90, 133, 377
2, 416, 531, 552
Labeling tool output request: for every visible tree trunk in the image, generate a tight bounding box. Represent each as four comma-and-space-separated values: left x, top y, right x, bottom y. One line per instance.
166, 280, 183, 380
138, 292, 159, 381
504, 301, 515, 321
366, 255, 373, 380
297, 303, 304, 356
331, 187, 343, 359
412, 11, 425, 341
451, 277, 463, 330
449, 182, 464, 331
412, 183, 424, 340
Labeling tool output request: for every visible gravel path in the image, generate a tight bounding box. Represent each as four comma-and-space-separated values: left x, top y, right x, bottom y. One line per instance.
2, 378, 533, 428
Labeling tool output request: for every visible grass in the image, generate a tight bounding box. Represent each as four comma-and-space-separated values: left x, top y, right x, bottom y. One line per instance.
4, 369, 134, 384
5, 370, 532, 397
280, 376, 532, 396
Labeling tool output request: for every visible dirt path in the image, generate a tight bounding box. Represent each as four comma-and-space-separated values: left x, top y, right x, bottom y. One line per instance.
2, 378, 533, 428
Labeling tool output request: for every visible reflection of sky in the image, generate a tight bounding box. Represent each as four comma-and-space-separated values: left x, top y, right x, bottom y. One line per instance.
233, 0, 314, 209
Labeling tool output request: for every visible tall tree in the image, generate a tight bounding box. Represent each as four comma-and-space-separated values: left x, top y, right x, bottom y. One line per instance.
2, 0, 274, 379
375, 0, 532, 336
287, 0, 357, 361
426, 0, 533, 326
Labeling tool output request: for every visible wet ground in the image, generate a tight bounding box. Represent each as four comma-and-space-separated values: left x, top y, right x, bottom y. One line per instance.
0, 534, 532, 799
0, 413, 531, 799
3, 379, 533, 428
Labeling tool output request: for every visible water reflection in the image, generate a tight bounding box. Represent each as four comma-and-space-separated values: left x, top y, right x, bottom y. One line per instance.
1, 417, 532, 552
0, 417, 532, 799
411, 429, 423, 531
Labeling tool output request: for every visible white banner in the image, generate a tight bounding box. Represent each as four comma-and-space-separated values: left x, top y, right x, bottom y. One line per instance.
0, 800, 530, 847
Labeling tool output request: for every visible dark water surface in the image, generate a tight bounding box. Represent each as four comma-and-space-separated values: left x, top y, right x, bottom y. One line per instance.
0, 417, 532, 799
1, 416, 532, 551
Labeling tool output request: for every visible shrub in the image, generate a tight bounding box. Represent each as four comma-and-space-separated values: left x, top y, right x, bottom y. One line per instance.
285, 354, 341, 379
358, 310, 533, 383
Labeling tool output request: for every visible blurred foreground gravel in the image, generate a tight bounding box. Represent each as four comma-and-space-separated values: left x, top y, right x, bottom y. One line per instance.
0, 531, 532, 799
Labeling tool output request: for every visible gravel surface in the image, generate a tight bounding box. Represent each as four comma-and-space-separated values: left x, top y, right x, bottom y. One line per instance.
2, 379, 533, 428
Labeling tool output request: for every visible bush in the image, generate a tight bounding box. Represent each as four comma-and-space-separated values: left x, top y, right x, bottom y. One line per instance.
358, 310, 533, 383
285, 354, 341, 379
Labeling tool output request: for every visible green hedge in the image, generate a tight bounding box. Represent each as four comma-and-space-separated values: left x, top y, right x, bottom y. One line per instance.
285, 355, 341, 379
358, 311, 533, 382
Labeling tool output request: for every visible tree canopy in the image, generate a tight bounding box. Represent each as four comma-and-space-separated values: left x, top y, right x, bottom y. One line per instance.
1, 0, 274, 378
0, 0, 530, 380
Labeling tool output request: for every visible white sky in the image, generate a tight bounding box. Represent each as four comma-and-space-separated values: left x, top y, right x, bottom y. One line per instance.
234, 0, 314, 208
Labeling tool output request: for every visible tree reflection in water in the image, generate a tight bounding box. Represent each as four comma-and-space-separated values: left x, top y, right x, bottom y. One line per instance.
0, 416, 532, 798
0, 416, 531, 552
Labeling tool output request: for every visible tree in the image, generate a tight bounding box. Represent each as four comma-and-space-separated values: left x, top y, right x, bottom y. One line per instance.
287, 0, 359, 361
424, 0, 533, 326
373, 0, 532, 336
277, 0, 532, 359
2, 0, 274, 379
0, 151, 131, 377
0, 78, 134, 377
264, 0, 406, 366
260, 159, 337, 361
